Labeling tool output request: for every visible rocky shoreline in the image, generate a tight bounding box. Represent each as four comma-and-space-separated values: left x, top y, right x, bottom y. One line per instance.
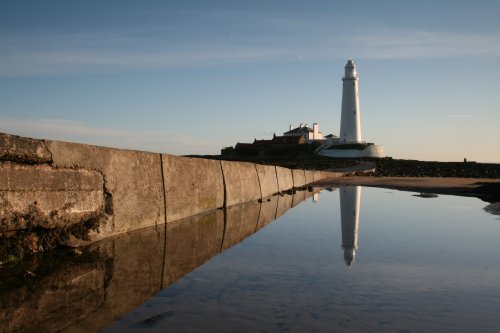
371, 159, 500, 178
313, 176, 500, 204
199, 153, 500, 179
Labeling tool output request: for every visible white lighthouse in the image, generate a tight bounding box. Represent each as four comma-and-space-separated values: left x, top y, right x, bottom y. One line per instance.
316, 59, 385, 158
340, 59, 362, 143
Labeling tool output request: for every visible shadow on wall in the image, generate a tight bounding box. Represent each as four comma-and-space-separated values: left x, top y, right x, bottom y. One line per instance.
0, 188, 322, 333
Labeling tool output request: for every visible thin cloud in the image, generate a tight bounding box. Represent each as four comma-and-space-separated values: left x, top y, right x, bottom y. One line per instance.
346, 28, 500, 59
1, 14, 500, 77
0, 117, 222, 155
0, 44, 284, 77
447, 114, 473, 118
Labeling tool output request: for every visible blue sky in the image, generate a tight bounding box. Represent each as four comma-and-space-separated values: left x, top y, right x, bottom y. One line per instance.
1, 1, 499, 162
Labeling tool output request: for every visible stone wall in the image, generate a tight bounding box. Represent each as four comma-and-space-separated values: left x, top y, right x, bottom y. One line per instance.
0, 162, 104, 233
276, 166, 294, 192
162, 154, 224, 223
305, 170, 315, 184
0, 132, 334, 248
45, 139, 165, 240
255, 164, 279, 198
292, 169, 306, 188
221, 160, 261, 206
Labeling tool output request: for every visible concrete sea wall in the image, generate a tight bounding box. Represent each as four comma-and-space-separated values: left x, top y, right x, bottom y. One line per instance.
0, 132, 338, 246
45, 139, 165, 239
162, 154, 224, 223
255, 164, 279, 198
221, 160, 261, 207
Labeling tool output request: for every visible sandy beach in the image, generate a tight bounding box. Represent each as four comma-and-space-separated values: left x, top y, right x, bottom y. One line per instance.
315, 176, 500, 203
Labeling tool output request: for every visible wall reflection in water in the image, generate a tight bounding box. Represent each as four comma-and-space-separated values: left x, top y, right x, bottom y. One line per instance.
0, 187, 322, 333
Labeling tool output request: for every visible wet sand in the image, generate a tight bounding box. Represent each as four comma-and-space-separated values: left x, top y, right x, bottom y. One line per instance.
315, 176, 500, 202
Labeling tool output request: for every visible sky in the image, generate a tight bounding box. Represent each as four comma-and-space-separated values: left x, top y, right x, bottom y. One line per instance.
1, 0, 499, 162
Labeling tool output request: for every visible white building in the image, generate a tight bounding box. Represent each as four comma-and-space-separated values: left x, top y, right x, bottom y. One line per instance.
284, 123, 324, 143
316, 59, 385, 158
340, 59, 362, 143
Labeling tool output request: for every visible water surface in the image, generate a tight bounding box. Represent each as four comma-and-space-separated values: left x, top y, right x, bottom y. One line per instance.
105, 186, 500, 332
1, 186, 499, 332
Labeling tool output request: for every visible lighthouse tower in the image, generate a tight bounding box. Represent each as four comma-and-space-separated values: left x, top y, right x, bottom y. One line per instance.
340, 59, 362, 143
316, 59, 385, 158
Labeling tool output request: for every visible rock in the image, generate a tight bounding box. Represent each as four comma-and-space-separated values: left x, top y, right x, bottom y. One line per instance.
484, 202, 500, 215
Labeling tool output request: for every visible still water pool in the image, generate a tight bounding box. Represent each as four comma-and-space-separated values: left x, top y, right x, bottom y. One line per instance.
1, 186, 499, 332
105, 186, 500, 333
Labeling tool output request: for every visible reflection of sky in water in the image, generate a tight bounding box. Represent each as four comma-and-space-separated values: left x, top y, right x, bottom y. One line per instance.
105, 187, 500, 333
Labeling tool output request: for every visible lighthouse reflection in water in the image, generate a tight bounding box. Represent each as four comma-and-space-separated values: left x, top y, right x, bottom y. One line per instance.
339, 186, 361, 267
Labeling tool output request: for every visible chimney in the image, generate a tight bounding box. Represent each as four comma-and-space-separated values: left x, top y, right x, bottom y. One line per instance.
289, 124, 292, 131
300, 123, 303, 128
313, 123, 319, 140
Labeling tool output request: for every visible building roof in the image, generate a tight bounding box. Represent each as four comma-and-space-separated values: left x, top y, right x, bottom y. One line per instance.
283, 126, 314, 135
